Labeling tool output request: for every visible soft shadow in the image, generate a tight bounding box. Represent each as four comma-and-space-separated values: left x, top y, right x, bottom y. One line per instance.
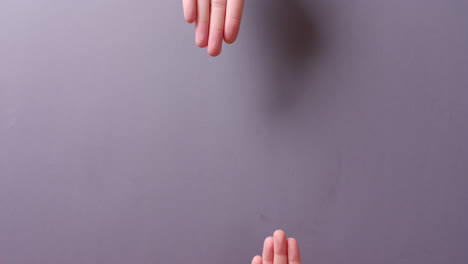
255, 0, 329, 114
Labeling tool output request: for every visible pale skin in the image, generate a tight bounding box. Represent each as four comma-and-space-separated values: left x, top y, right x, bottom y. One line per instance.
182, 0, 245, 56
252, 230, 302, 264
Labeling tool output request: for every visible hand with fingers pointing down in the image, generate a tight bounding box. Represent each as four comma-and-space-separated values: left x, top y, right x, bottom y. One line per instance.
252, 230, 302, 264
182, 0, 245, 56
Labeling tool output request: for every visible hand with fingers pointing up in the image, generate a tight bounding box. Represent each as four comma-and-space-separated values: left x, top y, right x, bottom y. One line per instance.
183, 0, 245, 56
252, 230, 302, 264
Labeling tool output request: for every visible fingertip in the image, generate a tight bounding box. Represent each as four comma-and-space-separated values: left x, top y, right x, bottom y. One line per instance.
224, 33, 238, 44
273, 229, 287, 255
288, 237, 298, 245
287, 238, 301, 262
262, 236, 274, 262
208, 50, 221, 57
252, 255, 263, 264
273, 229, 286, 240
196, 38, 208, 48
186, 17, 196, 24
183, 8, 196, 23
224, 22, 240, 44
288, 237, 298, 252
184, 12, 196, 23
208, 46, 222, 57
195, 22, 209, 48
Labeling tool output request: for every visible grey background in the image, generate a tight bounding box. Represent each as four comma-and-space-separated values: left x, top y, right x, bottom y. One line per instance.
1, 0, 468, 263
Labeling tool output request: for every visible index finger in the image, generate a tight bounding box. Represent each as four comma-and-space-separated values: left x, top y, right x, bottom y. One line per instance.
287, 238, 302, 264
224, 0, 245, 43
183, 0, 196, 23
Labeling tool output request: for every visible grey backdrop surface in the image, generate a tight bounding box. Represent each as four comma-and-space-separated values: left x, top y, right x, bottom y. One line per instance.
1, 0, 468, 263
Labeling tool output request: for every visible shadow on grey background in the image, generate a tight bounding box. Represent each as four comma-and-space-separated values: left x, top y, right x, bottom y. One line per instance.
2, 1, 468, 264
255, 0, 329, 114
